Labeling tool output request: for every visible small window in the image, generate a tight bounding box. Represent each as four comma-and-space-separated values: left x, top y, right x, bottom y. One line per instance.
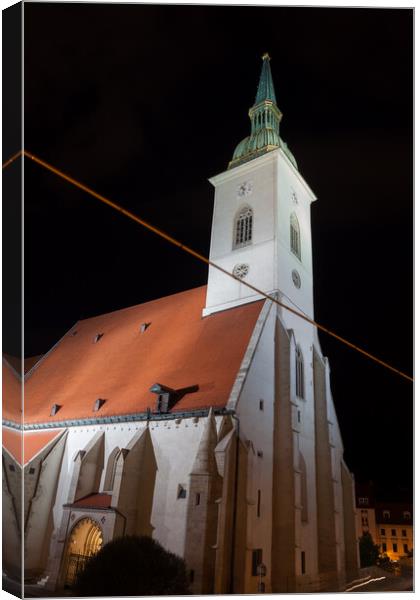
93, 333, 104, 343
177, 485, 187, 499
403, 511, 411, 520
234, 206, 253, 249
380, 528, 386, 536
259, 399, 264, 411
383, 510, 390, 519
195, 493, 201, 506
257, 490, 261, 518
301, 551, 306, 575
404, 544, 409, 554
50, 403, 61, 416
392, 543, 398, 553
290, 213, 301, 260
358, 497, 368, 505
297, 410, 301, 423
391, 529, 396, 537
252, 549, 262, 576
257, 450, 263, 458
140, 322, 151, 333
29, 467, 35, 475
8, 464, 15, 472
382, 543, 387, 552
402, 529, 407, 537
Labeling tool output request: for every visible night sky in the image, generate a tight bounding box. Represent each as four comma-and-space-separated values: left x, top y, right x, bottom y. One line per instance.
4, 4, 413, 498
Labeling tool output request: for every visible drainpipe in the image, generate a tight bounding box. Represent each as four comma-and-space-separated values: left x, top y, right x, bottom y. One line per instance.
229, 413, 240, 594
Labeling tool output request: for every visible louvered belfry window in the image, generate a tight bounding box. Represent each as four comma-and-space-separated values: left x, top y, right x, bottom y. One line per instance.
234, 206, 253, 248
290, 213, 301, 260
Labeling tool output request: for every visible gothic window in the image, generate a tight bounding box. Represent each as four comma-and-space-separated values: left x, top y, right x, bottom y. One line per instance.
234, 205, 253, 249
290, 213, 301, 260
299, 452, 308, 522
103, 447, 120, 491
295, 346, 304, 399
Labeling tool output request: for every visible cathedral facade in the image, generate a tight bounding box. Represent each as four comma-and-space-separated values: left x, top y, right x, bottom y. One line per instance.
3, 55, 359, 594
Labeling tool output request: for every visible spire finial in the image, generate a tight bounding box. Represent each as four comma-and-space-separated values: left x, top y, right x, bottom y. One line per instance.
255, 53, 277, 105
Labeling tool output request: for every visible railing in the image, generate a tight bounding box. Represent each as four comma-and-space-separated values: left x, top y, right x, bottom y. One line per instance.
64, 553, 92, 588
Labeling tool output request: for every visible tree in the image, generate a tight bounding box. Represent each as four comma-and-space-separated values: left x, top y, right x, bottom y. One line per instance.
73, 535, 190, 596
358, 532, 380, 567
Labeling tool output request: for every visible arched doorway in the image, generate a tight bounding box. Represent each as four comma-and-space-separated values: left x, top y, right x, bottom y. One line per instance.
63, 517, 103, 588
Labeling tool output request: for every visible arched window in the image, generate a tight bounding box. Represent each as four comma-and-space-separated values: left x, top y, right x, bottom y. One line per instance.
290, 213, 301, 260
299, 452, 308, 522
296, 346, 304, 399
103, 447, 120, 491
234, 205, 253, 249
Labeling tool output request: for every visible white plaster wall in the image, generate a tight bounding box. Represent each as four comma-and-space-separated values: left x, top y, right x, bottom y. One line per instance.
50, 416, 221, 562
233, 303, 276, 592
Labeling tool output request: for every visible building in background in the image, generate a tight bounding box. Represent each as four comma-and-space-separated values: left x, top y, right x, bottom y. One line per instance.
3, 55, 359, 594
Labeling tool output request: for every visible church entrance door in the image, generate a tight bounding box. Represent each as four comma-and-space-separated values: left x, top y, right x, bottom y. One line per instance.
63, 517, 103, 588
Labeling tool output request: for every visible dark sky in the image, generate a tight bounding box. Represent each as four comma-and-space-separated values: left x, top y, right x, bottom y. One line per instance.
4, 4, 413, 497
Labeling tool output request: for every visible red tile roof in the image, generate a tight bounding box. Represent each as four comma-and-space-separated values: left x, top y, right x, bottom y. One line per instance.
2, 427, 63, 465
24, 287, 263, 425
72, 493, 112, 509
3, 358, 22, 422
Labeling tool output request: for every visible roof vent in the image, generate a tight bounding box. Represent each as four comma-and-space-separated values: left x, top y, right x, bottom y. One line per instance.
140, 322, 151, 333
93, 333, 104, 343
93, 398, 106, 412
150, 383, 199, 414
50, 403, 61, 416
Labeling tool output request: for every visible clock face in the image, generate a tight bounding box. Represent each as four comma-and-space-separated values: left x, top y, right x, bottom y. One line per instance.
238, 181, 253, 198
292, 269, 301, 289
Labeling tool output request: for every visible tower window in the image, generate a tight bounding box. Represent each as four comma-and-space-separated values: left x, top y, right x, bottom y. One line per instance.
195, 493, 201, 506
295, 346, 304, 399
290, 213, 301, 260
234, 206, 253, 249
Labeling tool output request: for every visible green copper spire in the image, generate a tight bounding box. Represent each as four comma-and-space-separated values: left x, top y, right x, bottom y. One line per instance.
228, 54, 297, 170
255, 53, 277, 105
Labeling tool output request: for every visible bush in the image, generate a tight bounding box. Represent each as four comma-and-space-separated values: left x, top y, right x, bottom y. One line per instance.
359, 532, 380, 567
73, 535, 190, 596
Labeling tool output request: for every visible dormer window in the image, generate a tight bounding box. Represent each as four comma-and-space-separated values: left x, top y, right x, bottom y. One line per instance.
140, 323, 151, 333
403, 511, 411, 520
234, 205, 253, 249
93, 398, 106, 412
50, 403, 61, 416
93, 333, 104, 343
383, 510, 390, 520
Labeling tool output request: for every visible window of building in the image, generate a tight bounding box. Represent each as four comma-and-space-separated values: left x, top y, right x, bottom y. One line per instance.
93, 333, 104, 343
383, 510, 390, 520
382, 543, 387, 552
402, 529, 407, 537
252, 549, 263, 576
380, 528, 386, 536
259, 399, 264, 411
195, 493, 201, 506
392, 543, 398, 553
404, 544, 409, 554
234, 206, 253, 249
295, 346, 304, 399
29, 467, 35, 475
8, 464, 15, 472
403, 511, 411, 520
257, 490, 261, 518
301, 551, 306, 575
391, 529, 396, 537
358, 497, 368, 505
299, 452, 308, 522
290, 213, 301, 260
177, 485, 187, 499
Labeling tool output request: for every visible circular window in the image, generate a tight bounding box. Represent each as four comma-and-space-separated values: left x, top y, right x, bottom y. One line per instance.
233, 263, 250, 279
292, 269, 301, 289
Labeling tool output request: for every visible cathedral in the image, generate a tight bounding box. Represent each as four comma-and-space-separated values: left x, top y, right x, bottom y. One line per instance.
2, 54, 359, 594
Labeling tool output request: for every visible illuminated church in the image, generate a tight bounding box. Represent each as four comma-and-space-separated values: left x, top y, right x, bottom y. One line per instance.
3, 55, 359, 594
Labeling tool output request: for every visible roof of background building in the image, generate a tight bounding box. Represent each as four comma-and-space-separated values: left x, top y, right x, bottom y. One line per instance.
2, 427, 64, 465
375, 503, 413, 525
22, 286, 263, 425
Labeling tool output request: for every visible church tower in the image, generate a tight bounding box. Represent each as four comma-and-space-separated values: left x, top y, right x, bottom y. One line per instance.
204, 53, 316, 319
